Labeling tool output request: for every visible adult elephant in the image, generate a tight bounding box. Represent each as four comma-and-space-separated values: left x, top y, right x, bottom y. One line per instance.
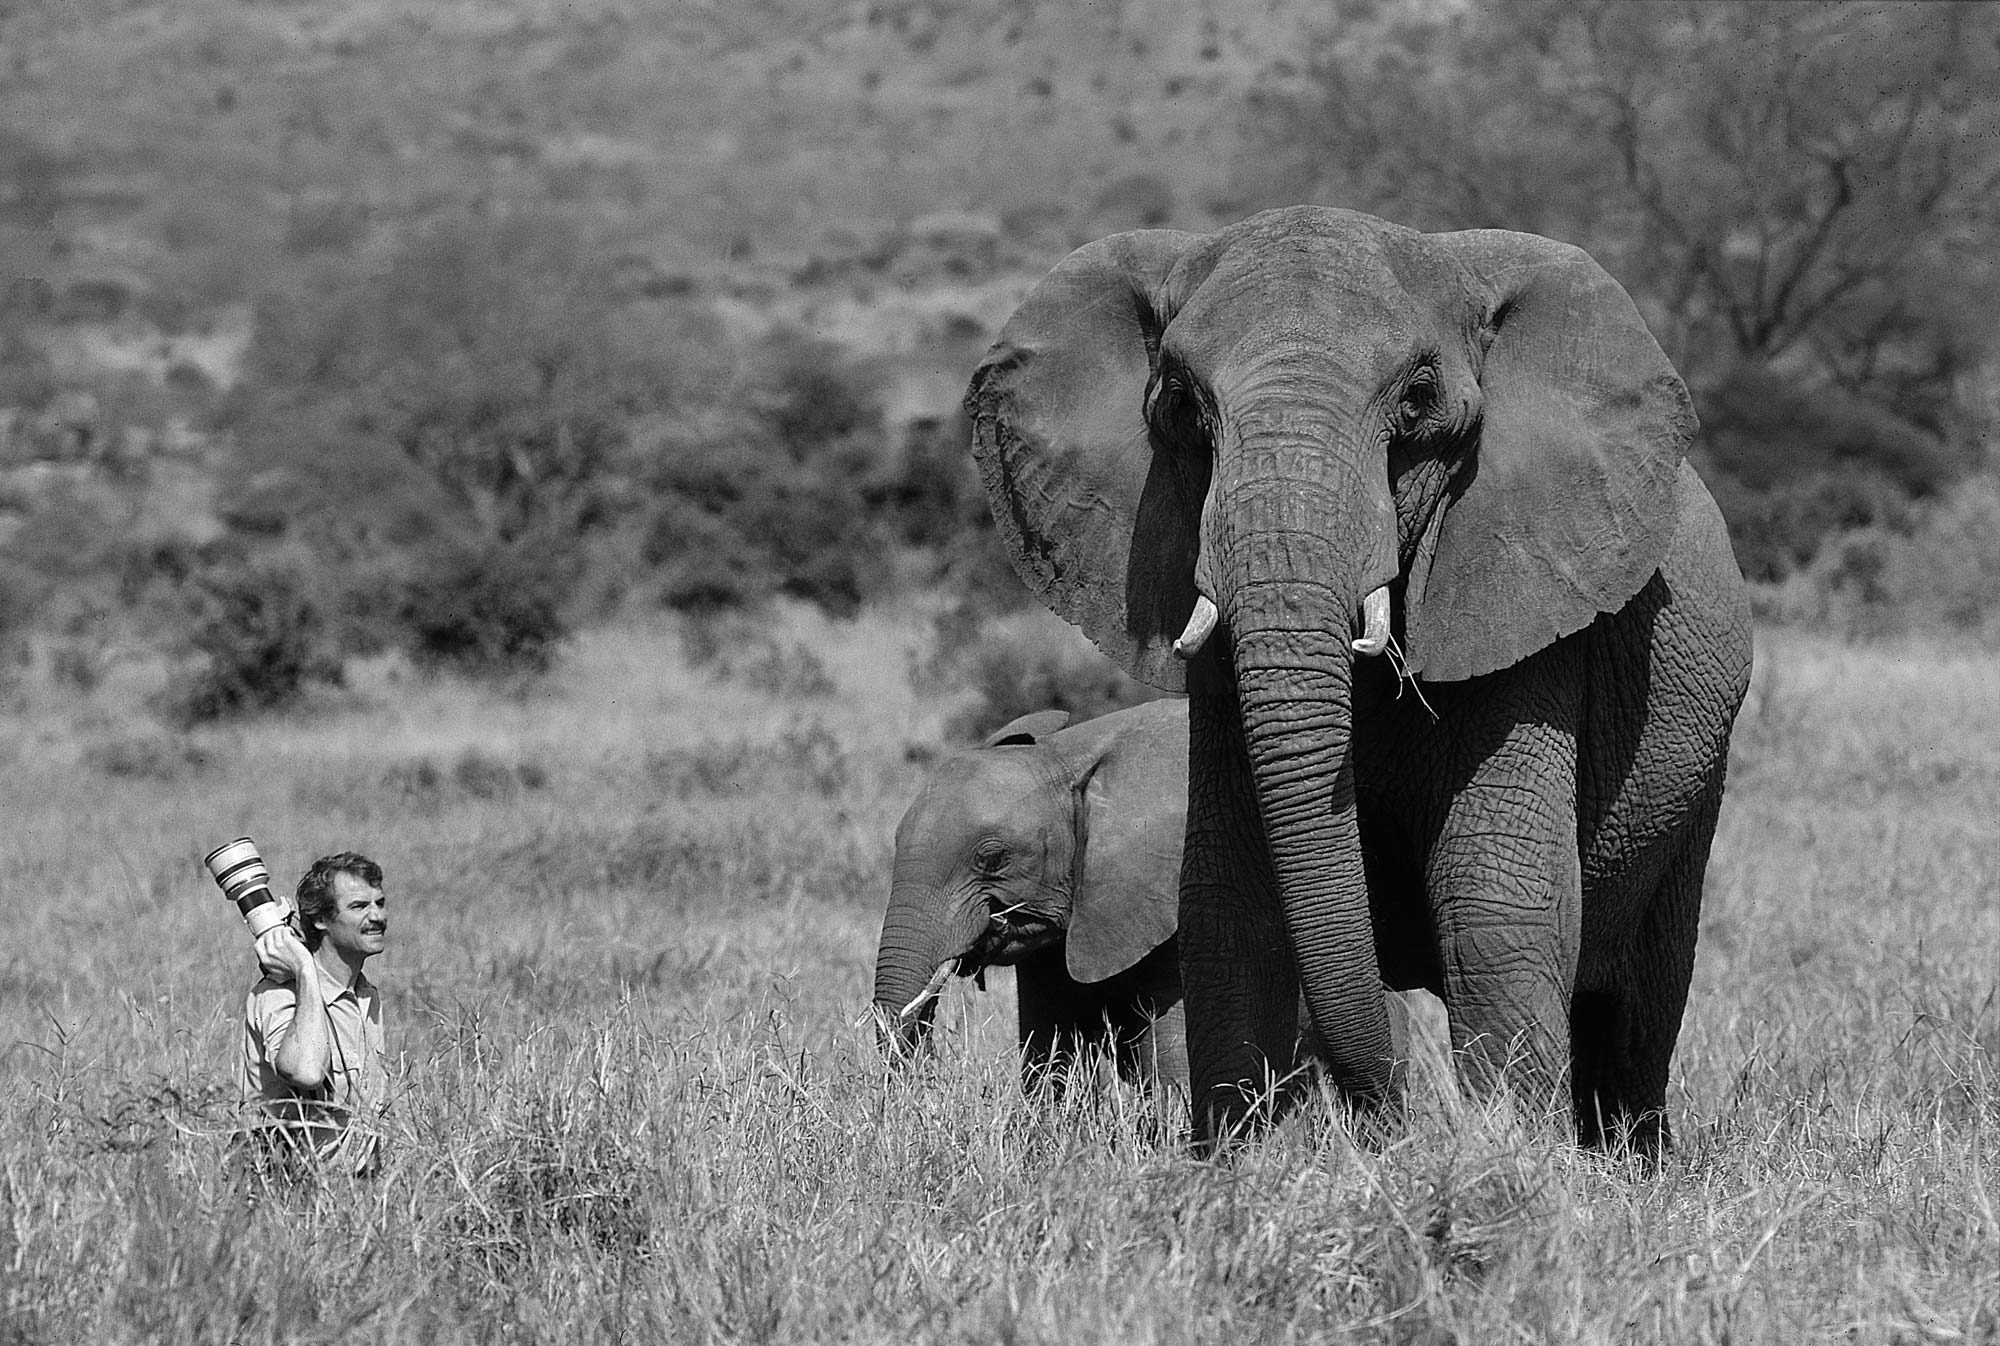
966, 206, 1752, 1152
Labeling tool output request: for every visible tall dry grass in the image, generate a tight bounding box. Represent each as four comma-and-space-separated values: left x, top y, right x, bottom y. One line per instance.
1, 610, 1995, 1343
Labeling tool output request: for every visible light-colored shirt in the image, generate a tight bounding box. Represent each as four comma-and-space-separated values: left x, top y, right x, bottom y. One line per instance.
242, 967, 387, 1168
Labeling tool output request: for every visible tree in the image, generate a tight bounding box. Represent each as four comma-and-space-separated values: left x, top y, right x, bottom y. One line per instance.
227, 211, 677, 552
1248, 1, 2000, 575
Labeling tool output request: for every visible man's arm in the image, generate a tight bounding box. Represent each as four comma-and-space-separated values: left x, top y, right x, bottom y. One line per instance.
255, 929, 332, 1091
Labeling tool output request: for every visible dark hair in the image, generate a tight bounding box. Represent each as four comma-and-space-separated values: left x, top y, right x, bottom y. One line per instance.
295, 852, 383, 950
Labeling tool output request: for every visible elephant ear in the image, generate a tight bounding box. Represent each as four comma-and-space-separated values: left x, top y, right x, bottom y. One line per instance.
966, 230, 1212, 692
980, 709, 1071, 748
1407, 230, 1696, 682
1063, 709, 1187, 984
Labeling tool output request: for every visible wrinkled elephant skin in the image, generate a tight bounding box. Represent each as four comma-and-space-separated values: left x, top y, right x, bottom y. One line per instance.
872, 701, 1188, 1090
966, 205, 1754, 1152
874, 700, 1389, 1093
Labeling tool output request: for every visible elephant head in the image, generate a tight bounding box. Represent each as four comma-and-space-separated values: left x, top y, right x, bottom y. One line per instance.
872, 702, 1186, 1055
967, 206, 1694, 1132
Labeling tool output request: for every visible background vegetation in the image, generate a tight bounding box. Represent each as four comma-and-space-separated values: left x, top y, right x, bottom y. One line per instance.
1, 2, 1997, 1339
3, 0, 1997, 723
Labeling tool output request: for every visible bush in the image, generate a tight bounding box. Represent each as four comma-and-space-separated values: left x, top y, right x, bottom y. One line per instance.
637, 334, 895, 620
643, 497, 772, 614
1706, 464, 1923, 586
925, 603, 1168, 742
749, 332, 882, 461
378, 749, 549, 809
1763, 472, 2000, 643
157, 554, 344, 725
1699, 365, 1972, 582
225, 210, 678, 554
869, 412, 986, 549
395, 539, 572, 676
83, 734, 217, 781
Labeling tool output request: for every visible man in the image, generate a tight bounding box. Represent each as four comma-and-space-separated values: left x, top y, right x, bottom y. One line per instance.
242, 852, 391, 1174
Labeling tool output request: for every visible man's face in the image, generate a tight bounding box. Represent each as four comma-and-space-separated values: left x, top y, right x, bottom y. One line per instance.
318, 871, 388, 961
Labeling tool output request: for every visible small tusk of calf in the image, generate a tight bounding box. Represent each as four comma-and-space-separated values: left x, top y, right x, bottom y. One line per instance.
1351, 586, 1391, 656
1174, 595, 1220, 659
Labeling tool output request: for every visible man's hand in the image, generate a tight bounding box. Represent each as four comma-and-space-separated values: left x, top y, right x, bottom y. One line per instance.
254, 927, 314, 984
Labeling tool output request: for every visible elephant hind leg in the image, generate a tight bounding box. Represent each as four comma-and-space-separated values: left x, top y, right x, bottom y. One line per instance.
1572, 786, 1724, 1155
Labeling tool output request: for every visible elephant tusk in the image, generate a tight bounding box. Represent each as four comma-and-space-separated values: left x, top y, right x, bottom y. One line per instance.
1351, 586, 1392, 656
1174, 595, 1220, 659
897, 958, 959, 1024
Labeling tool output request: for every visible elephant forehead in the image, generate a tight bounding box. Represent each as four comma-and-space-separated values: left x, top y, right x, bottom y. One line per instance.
1209, 204, 1416, 256
1168, 264, 1432, 384
902, 752, 1057, 843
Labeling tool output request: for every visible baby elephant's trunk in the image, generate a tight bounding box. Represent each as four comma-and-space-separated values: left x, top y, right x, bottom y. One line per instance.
872, 884, 982, 1056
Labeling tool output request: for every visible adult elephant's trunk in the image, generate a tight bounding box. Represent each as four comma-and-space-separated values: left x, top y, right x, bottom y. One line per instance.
1183, 430, 1397, 1135
872, 882, 979, 1055
1233, 614, 1394, 1102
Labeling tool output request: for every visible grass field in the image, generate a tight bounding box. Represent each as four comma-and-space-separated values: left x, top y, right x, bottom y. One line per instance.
1, 606, 1996, 1343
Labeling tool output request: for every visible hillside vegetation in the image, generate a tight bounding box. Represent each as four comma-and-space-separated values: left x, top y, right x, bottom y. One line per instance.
3, 0, 1998, 728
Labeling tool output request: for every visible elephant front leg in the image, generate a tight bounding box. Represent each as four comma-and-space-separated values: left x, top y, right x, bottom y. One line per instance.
1426, 733, 1584, 1125
1014, 948, 1112, 1094
1180, 688, 1309, 1147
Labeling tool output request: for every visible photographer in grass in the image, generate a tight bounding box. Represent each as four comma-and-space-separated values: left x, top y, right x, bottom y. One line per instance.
241, 852, 391, 1176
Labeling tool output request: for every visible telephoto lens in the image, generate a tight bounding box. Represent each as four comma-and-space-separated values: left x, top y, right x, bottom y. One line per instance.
203, 838, 293, 939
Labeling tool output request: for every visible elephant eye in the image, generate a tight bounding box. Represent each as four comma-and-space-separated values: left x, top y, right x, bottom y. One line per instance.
1397, 374, 1438, 430
1148, 370, 1204, 448
972, 842, 1008, 875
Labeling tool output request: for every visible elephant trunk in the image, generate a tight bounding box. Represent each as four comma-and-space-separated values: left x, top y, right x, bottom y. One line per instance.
872, 881, 982, 1056
1231, 617, 1395, 1104
1214, 453, 1398, 1112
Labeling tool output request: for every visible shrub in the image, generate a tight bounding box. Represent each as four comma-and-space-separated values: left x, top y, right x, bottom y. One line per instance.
1700, 365, 1970, 582
157, 554, 345, 725
643, 496, 770, 614
641, 719, 848, 799
46, 642, 103, 692
733, 639, 838, 699
749, 332, 882, 461
869, 412, 986, 549
0, 562, 40, 643
379, 750, 549, 808
679, 612, 838, 699
637, 334, 895, 620
113, 536, 206, 607
395, 538, 571, 676
1766, 471, 2000, 643
84, 734, 217, 781
225, 210, 678, 553
926, 604, 1168, 742
1091, 172, 1178, 230
0, 316, 54, 411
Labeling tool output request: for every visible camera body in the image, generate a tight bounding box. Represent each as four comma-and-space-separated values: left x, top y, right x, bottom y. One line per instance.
203, 838, 294, 940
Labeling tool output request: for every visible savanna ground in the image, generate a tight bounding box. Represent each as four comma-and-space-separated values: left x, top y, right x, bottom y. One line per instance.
1, 604, 1996, 1344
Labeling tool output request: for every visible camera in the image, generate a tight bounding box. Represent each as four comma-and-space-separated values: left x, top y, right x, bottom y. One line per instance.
203, 838, 294, 940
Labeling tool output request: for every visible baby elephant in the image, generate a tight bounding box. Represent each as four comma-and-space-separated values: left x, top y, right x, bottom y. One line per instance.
873, 699, 1194, 1089
874, 700, 1416, 1093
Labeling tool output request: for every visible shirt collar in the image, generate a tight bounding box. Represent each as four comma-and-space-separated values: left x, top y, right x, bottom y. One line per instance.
317, 966, 374, 1006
